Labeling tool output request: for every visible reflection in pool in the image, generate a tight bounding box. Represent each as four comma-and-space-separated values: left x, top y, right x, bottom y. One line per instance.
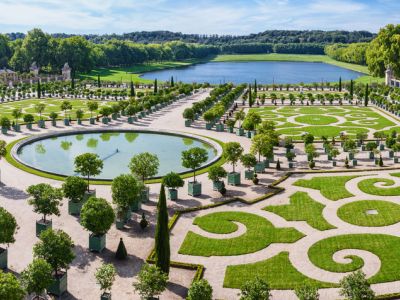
17, 131, 218, 180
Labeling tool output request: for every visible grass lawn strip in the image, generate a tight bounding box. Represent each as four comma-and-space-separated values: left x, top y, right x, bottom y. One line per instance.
337, 200, 400, 227
358, 178, 400, 196
224, 252, 334, 289
264, 191, 335, 230
178, 211, 304, 257
308, 234, 400, 284
293, 175, 359, 200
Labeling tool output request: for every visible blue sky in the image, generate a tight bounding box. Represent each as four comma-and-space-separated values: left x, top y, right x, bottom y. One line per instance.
0, 0, 399, 34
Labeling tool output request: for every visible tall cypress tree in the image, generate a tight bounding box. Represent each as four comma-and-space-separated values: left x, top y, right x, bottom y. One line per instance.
254, 79, 257, 98
130, 81, 135, 97
339, 77, 342, 92
350, 79, 354, 99
97, 75, 101, 88
155, 184, 170, 274
154, 79, 158, 94
37, 80, 41, 99
248, 84, 253, 107
170, 76, 174, 87
364, 84, 369, 107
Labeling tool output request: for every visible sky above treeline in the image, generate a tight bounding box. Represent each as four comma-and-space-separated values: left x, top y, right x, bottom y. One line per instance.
0, 0, 399, 35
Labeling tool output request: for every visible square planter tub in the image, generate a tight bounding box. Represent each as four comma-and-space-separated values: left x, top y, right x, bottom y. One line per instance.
188, 182, 202, 196
227, 172, 241, 186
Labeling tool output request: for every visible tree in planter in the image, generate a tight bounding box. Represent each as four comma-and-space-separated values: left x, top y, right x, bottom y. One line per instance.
99, 106, 112, 120
235, 109, 246, 128
76, 109, 84, 123
112, 174, 142, 225
226, 119, 236, 131
208, 165, 227, 192
305, 144, 319, 162
241, 153, 257, 178
284, 137, 294, 153
285, 151, 296, 162
0, 117, 11, 133
34, 103, 46, 126
0, 140, 6, 183
21, 258, 53, 300
181, 147, 208, 183
183, 108, 195, 125
224, 142, 244, 186
49, 112, 58, 126
339, 271, 374, 300
251, 134, 274, 163
239, 277, 271, 300
33, 229, 75, 296
95, 263, 116, 300
0, 207, 18, 269
129, 152, 159, 202
295, 284, 319, 300
162, 172, 184, 200
302, 133, 314, 145
87, 101, 99, 119
62, 176, 88, 215
11, 108, 22, 130
366, 141, 378, 159
74, 153, 103, 191
203, 111, 215, 127
330, 148, 340, 164
242, 111, 262, 133
80, 197, 115, 252
24, 114, 35, 128
187, 279, 213, 300
60, 100, 72, 120
132, 264, 168, 300
155, 185, 170, 274
0, 270, 25, 300
356, 132, 368, 145
27, 183, 63, 236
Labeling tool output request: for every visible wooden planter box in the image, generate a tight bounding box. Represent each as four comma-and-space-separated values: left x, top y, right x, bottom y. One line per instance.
36, 219, 52, 237
227, 172, 241, 186
51, 120, 57, 126
184, 120, 192, 127
102, 117, 108, 124
90, 118, 96, 125
167, 189, 178, 201
245, 170, 254, 180
64, 119, 70, 126
84, 190, 96, 201
112, 113, 118, 120
380, 144, 385, 151
389, 151, 394, 158
1, 127, 7, 134
47, 271, 68, 296
349, 152, 354, 160
115, 219, 125, 230
0, 247, 7, 270
212, 181, 223, 191
188, 182, 202, 196
38, 120, 45, 128
140, 187, 150, 203
77, 119, 82, 125
26, 123, 32, 130
216, 124, 224, 132
68, 200, 84, 216
353, 159, 357, 166
246, 131, 252, 138
13, 124, 21, 132
130, 199, 141, 212
101, 292, 112, 300
289, 162, 294, 168
205, 123, 213, 130
236, 128, 244, 136
263, 160, 270, 168
255, 162, 265, 173
89, 233, 106, 253
227, 127, 234, 133
369, 152, 374, 159
394, 157, 399, 163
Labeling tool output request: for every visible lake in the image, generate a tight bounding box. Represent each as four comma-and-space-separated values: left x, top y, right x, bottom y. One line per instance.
141, 61, 364, 84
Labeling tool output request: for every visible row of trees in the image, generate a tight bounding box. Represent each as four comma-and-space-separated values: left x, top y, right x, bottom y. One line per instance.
325, 43, 369, 65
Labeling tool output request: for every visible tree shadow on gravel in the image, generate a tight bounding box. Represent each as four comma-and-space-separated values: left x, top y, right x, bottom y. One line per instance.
0, 184, 28, 200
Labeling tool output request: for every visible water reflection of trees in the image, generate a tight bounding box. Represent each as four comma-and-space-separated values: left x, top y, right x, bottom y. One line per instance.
100, 132, 120, 142
35, 143, 46, 154
182, 138, 194, 146
87, 138, 98, 148
60, 141, 72, 151
125, 132, 138, 143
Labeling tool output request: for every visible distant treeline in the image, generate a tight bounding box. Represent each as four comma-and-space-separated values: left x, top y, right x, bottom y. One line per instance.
7, 30, 374, 45
325, 43, 369, 65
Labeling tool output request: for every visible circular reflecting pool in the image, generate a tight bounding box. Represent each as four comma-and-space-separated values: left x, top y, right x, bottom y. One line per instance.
14, 130, 220, 180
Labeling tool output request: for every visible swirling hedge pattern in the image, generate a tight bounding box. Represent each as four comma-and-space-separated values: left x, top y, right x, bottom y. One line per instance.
337, 200, 400, 227
179, 211, 304, 256
308, 234, 400, 283
358, 178, 400, 196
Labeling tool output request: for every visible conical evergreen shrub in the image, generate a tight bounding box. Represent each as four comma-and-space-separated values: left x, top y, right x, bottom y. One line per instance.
116, 238, 127, 260
155, 185, 170, 274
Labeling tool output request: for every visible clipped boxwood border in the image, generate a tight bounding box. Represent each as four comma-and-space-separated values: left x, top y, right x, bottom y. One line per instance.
5, 132, 226, 185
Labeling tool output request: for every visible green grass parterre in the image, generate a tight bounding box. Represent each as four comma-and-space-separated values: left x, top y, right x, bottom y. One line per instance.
358, 178, 400, 196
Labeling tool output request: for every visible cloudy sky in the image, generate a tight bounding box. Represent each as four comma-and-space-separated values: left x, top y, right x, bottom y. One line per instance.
0, 0, 399, 35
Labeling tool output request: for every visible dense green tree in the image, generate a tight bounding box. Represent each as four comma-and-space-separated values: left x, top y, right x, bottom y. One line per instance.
181, 147, 208, 182
155, 185, 170, 274
0, 207, 18, 245
129, 152, 159, 182
74, 153, 103, 190
339, 271, 375, 300
21, 258, 54, 298
133, 264, 168, 300
80, 197, 115, 236
95, 263, 116, 296
62, 176, 88, 203
27, 183, 63, 222
223, 142, 244, 172
239, 277, 271, 300
187, 279, 213, 300
295, 285, 319, 300
0, 271, 25, 300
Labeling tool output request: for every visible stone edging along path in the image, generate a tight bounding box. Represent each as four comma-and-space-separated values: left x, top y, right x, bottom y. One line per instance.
147, 168, 400, 299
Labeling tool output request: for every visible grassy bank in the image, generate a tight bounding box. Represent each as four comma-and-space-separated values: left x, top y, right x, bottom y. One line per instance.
80, 58, 206, 83
213, 54, 384, 84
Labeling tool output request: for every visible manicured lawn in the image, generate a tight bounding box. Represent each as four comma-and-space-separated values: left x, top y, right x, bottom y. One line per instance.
248, 106, 395, 140
80, 59, 204, 83
308, 234, 400, 284
358, 178, 400, 196
294, 175, 358, 201
337, 200, 400, 227
224, 252, 334, 289
264, 192, 335, 230
0, 98, 117, 122
212, 54, 383, 84
294, 115, 339, 125
178, 211, 303, 256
